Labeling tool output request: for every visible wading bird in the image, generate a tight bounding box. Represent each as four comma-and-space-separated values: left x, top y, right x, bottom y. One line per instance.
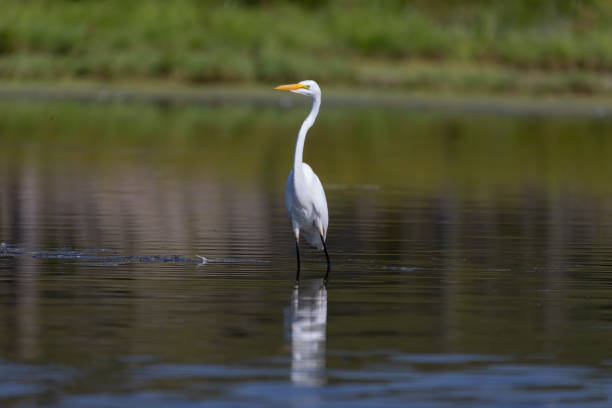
275, 80, 330, 285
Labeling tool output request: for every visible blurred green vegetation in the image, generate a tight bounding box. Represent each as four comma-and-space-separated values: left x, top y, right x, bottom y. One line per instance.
1, 0, 612, 95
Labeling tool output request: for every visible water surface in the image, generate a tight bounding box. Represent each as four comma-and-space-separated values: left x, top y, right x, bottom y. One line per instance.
1, 101, 612, 407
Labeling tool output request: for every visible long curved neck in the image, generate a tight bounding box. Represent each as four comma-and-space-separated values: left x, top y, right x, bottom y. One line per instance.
293, 95, 320, 172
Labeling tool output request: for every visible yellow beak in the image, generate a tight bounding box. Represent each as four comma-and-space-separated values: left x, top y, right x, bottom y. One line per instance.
274, 83, 307, 91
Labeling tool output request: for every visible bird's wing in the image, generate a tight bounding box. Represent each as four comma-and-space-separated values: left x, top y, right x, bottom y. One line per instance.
301, 163, 329, 239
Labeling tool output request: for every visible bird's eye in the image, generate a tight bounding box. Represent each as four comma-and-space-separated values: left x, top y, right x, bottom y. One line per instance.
303, 85, 310, 89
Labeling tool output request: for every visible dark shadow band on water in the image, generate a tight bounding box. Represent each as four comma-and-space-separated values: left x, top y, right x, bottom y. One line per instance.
0, 244, 269, 266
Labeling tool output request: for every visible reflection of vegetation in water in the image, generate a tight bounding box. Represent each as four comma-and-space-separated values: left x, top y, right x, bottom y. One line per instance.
1, 101, 611, 196
2, 100, 612, 371
2, 0, 612, 94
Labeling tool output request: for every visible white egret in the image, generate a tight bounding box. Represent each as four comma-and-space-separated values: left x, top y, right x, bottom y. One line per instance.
275, 80, 330, 285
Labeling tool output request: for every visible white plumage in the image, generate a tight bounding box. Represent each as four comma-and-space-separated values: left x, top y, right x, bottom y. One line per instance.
286, 162, 328, 250
275, 80, 331, 283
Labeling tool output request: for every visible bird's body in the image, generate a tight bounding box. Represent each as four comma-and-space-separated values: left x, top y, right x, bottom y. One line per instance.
275, 80, 330, 284
285, 163, 328, 250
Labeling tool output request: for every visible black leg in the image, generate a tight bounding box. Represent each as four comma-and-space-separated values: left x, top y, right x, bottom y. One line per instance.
294, 240, 301, 286
321, 234, 331, 283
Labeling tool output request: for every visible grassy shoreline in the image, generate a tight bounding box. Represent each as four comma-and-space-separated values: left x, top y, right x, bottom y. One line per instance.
2, 1, 612, 96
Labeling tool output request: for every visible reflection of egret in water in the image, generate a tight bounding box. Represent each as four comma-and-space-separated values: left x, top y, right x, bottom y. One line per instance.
284, 282, 328, 387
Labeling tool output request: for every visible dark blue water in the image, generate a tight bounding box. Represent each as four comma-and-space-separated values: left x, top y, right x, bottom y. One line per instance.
2, 103, 612, 407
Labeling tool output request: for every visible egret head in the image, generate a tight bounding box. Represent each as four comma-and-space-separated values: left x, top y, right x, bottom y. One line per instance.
275, 80, 321, 98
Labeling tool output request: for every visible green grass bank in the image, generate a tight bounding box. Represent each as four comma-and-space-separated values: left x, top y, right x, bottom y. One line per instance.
2, 0, 612, 96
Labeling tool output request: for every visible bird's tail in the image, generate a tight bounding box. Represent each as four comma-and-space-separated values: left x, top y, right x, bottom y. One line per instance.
304, 229, 324, 251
